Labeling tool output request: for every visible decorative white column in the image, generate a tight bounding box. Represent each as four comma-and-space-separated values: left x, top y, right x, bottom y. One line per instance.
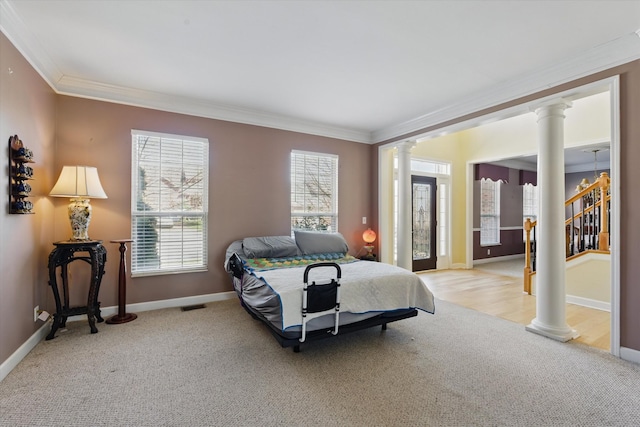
526, 100, 578, 342
397, 140, 415, 270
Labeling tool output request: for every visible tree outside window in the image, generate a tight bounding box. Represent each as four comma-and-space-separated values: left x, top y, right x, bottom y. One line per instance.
131, 130, 208, 276
290, 150, 338, 232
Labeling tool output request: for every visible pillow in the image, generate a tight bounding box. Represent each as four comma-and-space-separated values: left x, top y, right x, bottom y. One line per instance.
242, 236, 299, 259
294, 230, 349, 255
225, 240, 245, 261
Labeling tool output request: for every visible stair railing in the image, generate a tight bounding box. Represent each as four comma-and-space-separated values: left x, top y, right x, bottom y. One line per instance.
523, 172, 610, 294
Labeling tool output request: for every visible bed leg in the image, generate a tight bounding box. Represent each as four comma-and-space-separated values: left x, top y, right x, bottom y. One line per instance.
381, 323, 387, 331
293, 345, 300, 353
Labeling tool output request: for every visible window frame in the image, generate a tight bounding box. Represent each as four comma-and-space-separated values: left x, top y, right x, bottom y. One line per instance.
290, 150, 339, 233
479, 178, 501, 246
130, 129, 209, 277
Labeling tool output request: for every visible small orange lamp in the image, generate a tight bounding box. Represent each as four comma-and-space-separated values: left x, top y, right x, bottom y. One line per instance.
362, 228, 377, 260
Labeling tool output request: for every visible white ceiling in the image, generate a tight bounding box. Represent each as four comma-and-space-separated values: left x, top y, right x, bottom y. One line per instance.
1, 0, 639, 144
489, 142, 611, 174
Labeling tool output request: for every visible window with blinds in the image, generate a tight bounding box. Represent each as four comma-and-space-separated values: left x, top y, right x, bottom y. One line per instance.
480, 178, 501, 246
522, 183, 538, 240
131, 130, 208, 276
290, 150, 338, 232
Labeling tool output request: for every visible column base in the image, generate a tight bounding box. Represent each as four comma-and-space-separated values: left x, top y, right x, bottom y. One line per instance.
525, 318, 579, 342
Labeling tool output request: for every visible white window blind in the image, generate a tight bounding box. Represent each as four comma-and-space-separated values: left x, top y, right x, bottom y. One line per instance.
480, 178, 501, 246
131, 130, 208, 276
290, 150, 338, 232
523, 183, 538, 240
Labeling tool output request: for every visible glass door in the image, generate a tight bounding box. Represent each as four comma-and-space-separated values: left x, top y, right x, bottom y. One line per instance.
412, 175, 437, 271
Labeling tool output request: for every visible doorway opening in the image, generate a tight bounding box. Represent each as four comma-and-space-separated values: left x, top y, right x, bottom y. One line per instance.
378, 77, 620, 355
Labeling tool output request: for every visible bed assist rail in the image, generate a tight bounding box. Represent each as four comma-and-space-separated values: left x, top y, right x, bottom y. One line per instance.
300, 262, 341, 343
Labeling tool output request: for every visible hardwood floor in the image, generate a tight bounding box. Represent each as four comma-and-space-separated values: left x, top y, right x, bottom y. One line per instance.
418, 267, 611, 351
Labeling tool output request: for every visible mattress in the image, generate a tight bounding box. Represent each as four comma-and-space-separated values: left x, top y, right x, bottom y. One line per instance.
225, 239, 435, 334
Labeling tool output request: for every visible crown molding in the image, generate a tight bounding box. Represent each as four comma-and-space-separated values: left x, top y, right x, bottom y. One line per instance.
0, 0, 371, 144
372, 31, 640, 143
0, 0, 63, 88
3, 0, 639, 146
54, 75, 372, 143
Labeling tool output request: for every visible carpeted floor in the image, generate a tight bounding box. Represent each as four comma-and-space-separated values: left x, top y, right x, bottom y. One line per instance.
1, 298, 639, 426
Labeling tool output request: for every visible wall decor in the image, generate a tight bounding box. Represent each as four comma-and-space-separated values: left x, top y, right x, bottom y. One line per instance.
8, 135, 35, 214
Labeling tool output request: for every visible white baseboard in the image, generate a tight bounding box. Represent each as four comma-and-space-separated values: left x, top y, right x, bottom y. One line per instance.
67, 291, 237, 322
0, 322, 50, 383
620, 347, 640, 365
450, 263, 469, 270
473, 254, 525, 265
130, 291, 236, 311
0, 291, 237, 383
565, 295, 610, 312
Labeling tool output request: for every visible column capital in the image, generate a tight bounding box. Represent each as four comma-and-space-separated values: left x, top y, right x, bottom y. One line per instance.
531, 98, 573, 118
396, 140, 417, 152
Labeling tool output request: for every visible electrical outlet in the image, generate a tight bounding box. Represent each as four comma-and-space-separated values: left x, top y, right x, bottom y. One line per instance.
34, 305, 39, 322
487, 249, 491, 255
362, 216, 367, 224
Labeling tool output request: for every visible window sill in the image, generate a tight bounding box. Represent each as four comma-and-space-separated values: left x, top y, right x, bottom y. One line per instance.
132, 267, 208, 278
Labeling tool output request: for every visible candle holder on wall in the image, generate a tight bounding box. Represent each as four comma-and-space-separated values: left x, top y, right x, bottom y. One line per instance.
8, 135, 35, 214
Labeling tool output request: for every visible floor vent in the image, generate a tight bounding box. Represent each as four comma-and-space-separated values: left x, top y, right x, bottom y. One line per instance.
181, 304, 206, 312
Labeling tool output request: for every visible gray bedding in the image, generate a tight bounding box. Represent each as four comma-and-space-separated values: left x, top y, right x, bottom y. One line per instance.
224, 235, 435, 336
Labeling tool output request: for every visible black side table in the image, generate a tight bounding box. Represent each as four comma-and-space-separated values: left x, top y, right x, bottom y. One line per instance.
46, 240, 107, 340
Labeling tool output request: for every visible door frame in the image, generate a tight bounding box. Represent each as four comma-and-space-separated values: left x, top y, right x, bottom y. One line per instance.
376, 154, 451, 269
411, 175, 437, 271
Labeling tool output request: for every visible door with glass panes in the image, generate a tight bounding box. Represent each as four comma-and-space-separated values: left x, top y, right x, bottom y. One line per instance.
412, 175, 437, 271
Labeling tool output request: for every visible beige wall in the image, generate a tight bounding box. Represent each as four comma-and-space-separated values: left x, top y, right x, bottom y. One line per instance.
461, 91, 610, 160
618, 61, 640, 351
0, 33, 56, 364
531, 254, 610, 305
0, 32, 372, 367
566, 256, 611, 304
54, 97, 372, 308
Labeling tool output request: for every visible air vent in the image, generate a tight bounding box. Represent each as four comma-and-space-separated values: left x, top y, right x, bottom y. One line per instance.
181, 304, 206, 312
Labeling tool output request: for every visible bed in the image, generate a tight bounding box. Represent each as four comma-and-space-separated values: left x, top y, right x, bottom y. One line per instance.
224, 231, 435, 352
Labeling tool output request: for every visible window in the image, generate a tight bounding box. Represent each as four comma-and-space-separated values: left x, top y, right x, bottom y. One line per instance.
131, 130, 208, 276
290, 150, 338, 232
523, 183, 538, 240
480, 178, 501, 246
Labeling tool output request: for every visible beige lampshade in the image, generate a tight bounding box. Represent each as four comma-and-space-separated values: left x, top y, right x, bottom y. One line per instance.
50, 166, 108, 199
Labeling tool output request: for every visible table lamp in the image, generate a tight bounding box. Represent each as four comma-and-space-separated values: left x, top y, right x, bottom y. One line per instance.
362, 228, 377, 260
50, 166, 108, 241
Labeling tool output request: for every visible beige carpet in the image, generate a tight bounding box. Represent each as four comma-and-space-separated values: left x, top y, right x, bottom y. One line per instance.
1, 298, 639, 426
